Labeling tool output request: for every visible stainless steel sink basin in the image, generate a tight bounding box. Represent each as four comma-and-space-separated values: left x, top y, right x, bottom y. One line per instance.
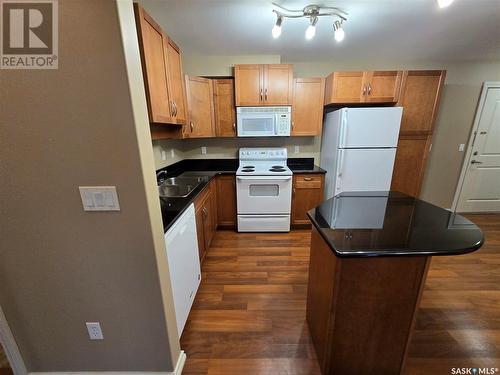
158, 176, 206, 198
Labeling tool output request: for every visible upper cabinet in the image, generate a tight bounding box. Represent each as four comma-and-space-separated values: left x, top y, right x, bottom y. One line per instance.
234, 64, 293, 106
185, 76, 215, 138
212, 79, 236, 137
292, 78, 325, 136
324, 70, 402, 105
397, 70, 446, 135
134, 4, 187, 127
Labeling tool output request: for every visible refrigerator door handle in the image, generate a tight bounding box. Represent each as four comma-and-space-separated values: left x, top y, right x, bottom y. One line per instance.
340, 111, 348, 147
336, 149, 345, 192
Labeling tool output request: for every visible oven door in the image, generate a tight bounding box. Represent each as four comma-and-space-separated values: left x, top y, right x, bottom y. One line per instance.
237, 113, 277, 137
236, 176, 292, 214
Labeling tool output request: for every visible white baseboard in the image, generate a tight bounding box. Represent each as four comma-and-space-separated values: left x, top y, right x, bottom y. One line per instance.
28, 350, 187, 375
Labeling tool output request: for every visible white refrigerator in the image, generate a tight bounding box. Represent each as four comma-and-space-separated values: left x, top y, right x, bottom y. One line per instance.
320, 107, 403, 199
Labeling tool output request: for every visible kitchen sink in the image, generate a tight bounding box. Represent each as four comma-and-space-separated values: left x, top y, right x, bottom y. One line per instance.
158, 176, 207, 198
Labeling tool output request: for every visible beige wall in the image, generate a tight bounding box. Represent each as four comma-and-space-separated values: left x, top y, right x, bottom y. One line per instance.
158, 54, 500, 208
0, 0, 178, 371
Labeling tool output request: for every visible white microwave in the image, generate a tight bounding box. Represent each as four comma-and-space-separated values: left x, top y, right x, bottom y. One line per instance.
236, 106, 291, 137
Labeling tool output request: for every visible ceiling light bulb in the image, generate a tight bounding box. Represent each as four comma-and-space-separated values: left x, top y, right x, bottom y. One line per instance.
305, 17, 318, 40
272, 15, 283, 39
437, 0, 454, 8
333, 21, 345, 42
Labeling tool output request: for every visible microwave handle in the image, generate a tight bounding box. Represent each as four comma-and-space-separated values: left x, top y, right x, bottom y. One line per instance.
274, 114, 279, 135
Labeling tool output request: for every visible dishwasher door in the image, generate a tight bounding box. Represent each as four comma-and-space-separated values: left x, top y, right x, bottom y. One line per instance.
164, 203, 201, 336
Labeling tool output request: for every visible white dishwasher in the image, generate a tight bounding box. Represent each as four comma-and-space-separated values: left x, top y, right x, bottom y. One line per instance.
164, 203, 201, 337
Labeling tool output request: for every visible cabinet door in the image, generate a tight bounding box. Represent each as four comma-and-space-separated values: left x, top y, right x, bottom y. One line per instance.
202, 192, 216, 251
364, 71, 402, 103
185, 76, 215, 138
216, 175, 236, 227
292, 78, 325, 136
324, 72, 365, 104
134, 4, 172, 124
213, 79, 236, 137
292, 174, 325, 225
391, 135, 431, 197
398, 70, 446, 135
195, 207, 206, 262
165, 40, 187, 125
263, 64, 293, 105
234, 64, 263, 106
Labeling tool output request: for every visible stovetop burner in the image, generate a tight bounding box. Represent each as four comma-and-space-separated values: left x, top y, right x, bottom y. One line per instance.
241, 169, 255, 172
270, 167, 286, 172
242, 165, 255, 169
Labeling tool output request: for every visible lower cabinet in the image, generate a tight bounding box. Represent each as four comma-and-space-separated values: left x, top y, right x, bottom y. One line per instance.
194, 180, 217, 263
291, 173, 325, 227
216, 175, 237, 228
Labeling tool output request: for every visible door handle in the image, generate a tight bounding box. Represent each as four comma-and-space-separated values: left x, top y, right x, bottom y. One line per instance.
471, 160, 483, 164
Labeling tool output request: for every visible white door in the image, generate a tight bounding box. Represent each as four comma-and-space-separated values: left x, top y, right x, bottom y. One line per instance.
236, 176, 292, 214
340, 107, 402, 148
456, 87, 500, 212
335, 149, 397, 194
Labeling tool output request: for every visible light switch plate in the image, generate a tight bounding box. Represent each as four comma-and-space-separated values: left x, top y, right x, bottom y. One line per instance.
79, 186, 120, 211
458, 144, 465, 152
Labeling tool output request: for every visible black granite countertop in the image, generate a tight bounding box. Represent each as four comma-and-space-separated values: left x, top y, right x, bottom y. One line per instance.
158, 158, 324, 232
307, 191, 484, 258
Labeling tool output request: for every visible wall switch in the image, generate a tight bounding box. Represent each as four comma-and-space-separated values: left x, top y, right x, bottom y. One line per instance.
458, 144, 465, 152
294, 146, 300, 153
201, 146, 207, 155
86, 322, 104, 340
171, 149, 175, 158
79, 186, 120, 211
161, 150, 167, 160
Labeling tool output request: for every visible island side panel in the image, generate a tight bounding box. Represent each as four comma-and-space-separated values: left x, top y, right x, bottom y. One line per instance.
306, 227, 430, 375
306, 227, 340, 373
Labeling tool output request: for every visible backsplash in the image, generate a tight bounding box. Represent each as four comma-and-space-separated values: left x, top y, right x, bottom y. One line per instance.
153, 137, 321, 170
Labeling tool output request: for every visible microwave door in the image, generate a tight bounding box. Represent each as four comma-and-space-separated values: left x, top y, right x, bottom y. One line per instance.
238, 115, 275, 137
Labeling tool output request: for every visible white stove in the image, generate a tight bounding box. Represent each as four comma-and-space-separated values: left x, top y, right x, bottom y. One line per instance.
236, 148, 292, 232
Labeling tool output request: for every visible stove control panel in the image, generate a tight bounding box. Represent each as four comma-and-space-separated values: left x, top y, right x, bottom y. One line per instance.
239, 148, 288, 161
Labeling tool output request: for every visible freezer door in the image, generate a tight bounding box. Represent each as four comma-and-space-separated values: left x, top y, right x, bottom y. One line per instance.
339, 107, 403, 148
334, 148, 397, 194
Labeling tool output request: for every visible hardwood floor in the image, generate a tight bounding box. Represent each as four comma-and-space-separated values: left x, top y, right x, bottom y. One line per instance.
181, 214, 500, 374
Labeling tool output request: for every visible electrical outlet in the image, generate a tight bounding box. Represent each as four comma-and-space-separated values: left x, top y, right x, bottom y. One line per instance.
161, 151, 167, 161
294, 146, 300, 153
458, 144, 465, 152
201, 146, 207, 155
171, 149, 175, 158
86, 322, 104, 340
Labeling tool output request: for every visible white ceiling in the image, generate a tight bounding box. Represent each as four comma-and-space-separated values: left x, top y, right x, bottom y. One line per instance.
138, 0, 500, 62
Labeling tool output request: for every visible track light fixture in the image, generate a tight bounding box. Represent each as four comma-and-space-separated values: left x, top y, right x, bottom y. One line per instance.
271, 3, 348, 41
437, 0, 454, 8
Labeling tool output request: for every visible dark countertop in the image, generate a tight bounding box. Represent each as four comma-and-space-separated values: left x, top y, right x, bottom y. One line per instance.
307, 191, 484, 258
158, 158, 324, 232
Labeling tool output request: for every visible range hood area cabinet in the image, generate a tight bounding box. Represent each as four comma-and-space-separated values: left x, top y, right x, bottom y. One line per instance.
324, 70, 403, 105
134, 3, 188, 138
234, 64, 294, 106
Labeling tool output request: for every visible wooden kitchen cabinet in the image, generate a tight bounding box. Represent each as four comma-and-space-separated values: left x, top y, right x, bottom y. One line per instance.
216, 175, 237, 228
398, 70, 446, 135
292, 78, 325, 136
185, 76, 216, 138
134, 4, 187, 129
324, 70, 402, 105
212, 79, 237, 137
234, 64, 293, 106
391, 70, 446, 197
292, 173, 325, 227
194, 180, 217, 263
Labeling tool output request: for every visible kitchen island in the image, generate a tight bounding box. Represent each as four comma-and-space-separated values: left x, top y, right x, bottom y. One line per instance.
306, 191, 484, 375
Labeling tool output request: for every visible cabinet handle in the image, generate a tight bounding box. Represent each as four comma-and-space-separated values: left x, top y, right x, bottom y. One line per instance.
173, 101, 177, 117
265, 88, 268, 101
169, 100, 174, 116
362, 85, 367, 96
233, 123, 236, 132
260, 88, 263, 101
471, 160, 483, 164
303, 177, 313, 181
291, 121, 294, 129
190, 121, 194, 133
368, 84, 372, 95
